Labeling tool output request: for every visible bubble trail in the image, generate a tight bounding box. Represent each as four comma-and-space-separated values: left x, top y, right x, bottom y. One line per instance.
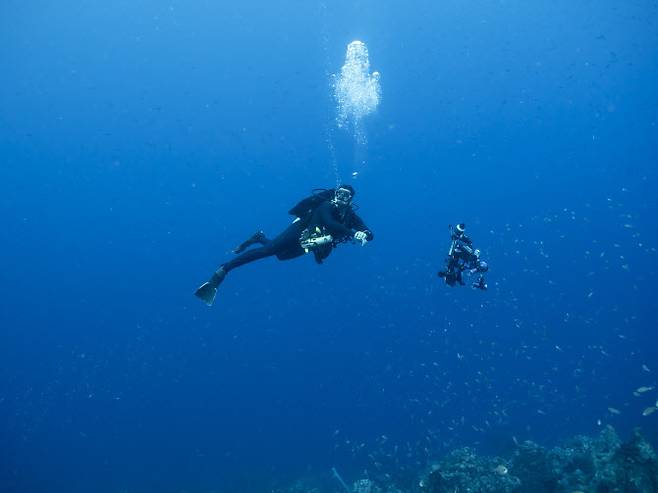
334, 41, 381, 135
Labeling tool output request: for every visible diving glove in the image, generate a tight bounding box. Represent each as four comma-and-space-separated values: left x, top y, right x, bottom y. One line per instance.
354, 230, 368, 246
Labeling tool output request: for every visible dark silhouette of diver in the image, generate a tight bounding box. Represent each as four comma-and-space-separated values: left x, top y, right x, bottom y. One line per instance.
438, 223, 489, 290
195, 185, 374, 306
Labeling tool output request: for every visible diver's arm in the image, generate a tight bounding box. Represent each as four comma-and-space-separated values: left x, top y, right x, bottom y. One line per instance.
349, 213, 374, 241
317, 202, 354, 238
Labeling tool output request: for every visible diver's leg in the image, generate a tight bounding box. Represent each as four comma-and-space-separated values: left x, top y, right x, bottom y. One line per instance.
223, 244, 277, 272
223, 221, 306, 271
195, 246, 275, 306
232, 231, 270, 254
195, 223, 302, 306
225, 223, 303, 271
270, 222, 305, 260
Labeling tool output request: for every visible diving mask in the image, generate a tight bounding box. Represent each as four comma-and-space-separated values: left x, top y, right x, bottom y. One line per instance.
334, 187, 353, 206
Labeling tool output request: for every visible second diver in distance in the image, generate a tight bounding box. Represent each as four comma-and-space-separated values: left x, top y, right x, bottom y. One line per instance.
438, 223, 489, 291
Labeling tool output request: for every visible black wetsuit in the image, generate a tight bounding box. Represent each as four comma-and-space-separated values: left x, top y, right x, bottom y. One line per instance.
222, 201, 373, 272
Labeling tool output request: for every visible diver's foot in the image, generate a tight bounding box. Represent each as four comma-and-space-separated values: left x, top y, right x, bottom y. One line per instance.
232, 230, 266, 254
194, 267, 227, 306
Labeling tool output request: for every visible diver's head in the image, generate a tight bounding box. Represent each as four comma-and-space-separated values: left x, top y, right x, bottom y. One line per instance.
333, 184, 355, 207
455, 223, 466, 235
477, 260, 488, 272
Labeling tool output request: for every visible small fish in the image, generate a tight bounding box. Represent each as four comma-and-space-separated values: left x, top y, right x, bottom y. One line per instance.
642, 364, 651, 372
637, 386, 654, 393
607, 407, 621, 415
493, 464, 508, 475
642, 407, 656, 417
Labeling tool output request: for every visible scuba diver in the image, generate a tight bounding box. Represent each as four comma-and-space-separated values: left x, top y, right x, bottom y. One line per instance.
195, 184, 374, 306
437, 223, 489, 290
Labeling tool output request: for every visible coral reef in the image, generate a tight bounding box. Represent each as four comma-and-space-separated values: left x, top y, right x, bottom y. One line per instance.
422, 427, 658, 493
422, 447, 519, 493
276, 428, 657, 493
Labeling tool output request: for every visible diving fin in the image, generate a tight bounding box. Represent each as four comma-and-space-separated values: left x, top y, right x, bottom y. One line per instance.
195, 282, 217, 306
194, 267, 226, 306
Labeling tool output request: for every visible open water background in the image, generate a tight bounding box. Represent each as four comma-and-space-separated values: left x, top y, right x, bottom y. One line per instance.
1, 1, 657, 491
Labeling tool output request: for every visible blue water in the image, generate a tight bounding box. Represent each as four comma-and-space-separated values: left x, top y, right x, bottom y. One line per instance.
1, 1, 657, 492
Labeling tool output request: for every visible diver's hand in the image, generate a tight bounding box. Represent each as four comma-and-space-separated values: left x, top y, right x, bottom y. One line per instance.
354, 230, 368, 246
